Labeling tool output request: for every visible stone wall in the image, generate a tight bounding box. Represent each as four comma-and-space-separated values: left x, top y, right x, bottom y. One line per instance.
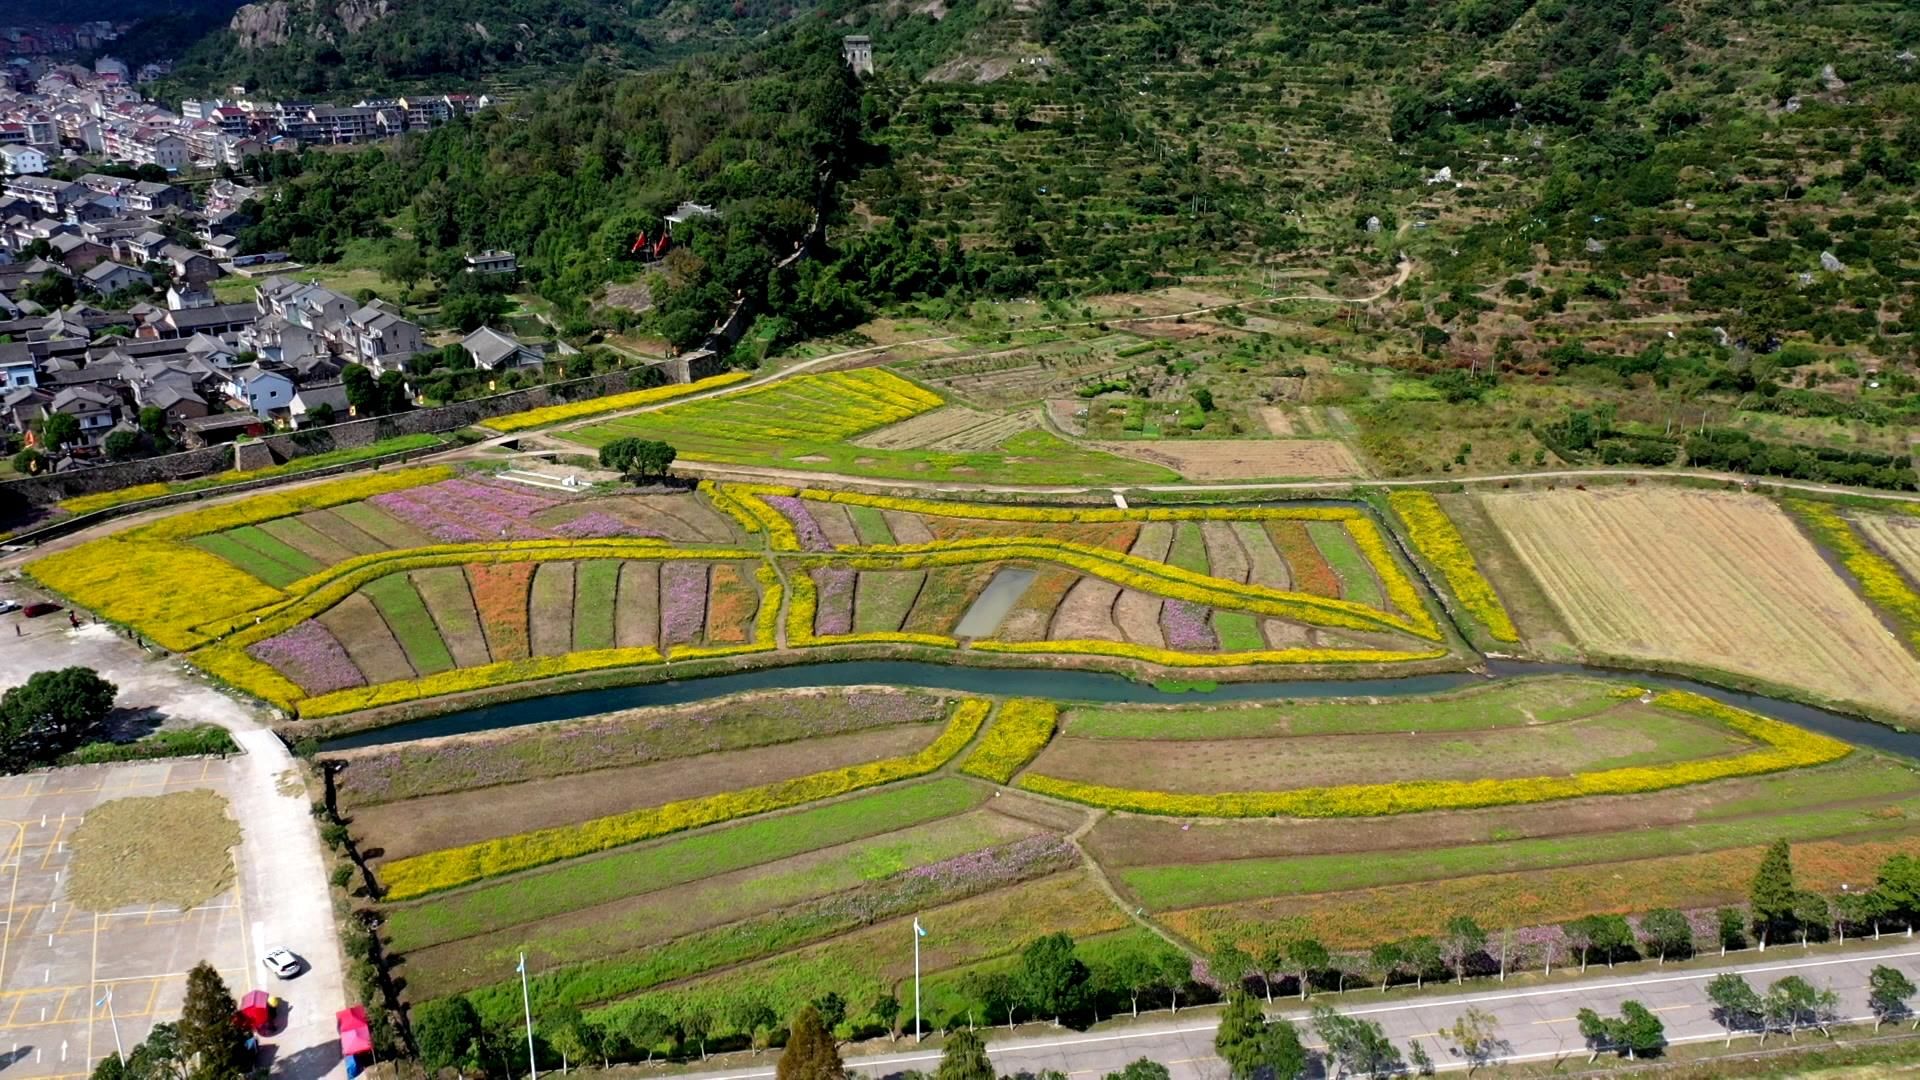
0, 363, 677, 513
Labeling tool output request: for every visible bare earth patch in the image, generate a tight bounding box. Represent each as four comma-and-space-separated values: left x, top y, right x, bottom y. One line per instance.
1481, 488, 1920, 718
1096, 439, 1365, 481
67, 790, 240, 911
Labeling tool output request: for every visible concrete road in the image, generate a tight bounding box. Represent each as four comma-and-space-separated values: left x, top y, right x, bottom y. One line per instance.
0, 609, 347, 1080
672, 942, 1920, 1080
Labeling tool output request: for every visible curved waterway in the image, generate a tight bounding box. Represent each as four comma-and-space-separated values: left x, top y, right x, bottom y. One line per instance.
319, 658, 1920, 758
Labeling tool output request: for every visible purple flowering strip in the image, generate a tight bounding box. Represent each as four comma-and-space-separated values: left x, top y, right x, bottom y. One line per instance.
661, 562, 709, 644
761, 494, 835, 552
552, 512, 656, 539
1161, 600, 1218, 650
247, 619, 365, 694
813, 568, 855, 636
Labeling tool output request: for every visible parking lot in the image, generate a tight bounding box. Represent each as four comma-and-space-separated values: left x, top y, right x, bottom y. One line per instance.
0, 759, 255, 1080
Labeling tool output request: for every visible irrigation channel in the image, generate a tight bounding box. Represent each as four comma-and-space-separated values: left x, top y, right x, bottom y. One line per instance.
319, 659, 1920, 758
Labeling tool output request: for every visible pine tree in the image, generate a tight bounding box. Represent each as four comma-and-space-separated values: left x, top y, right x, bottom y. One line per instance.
1750, 840, 1796, 947
178, 962, 248, 1080
776, 1006, 844, 1080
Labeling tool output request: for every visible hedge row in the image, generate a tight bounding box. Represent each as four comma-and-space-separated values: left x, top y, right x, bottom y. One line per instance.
485, 372, 751, 433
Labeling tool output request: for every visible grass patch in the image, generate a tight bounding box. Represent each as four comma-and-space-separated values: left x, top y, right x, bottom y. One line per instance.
1065, 676, 1627, 739
854, 571, 926, 633
568, 372, 1174, 487
384, 777, 984, 952
66, 790, 240, 911
579, 872, 1128, 1036
190, 532, 308, 587
573, 560, 620, 651
405, 813, 1040, 998
847, 504, 897, 544
1306, 521, 1382, 608
1166, 521, 1210, 574
339, 689, 951, 807
1150, 678, 1220, 693
1125, 791, 1920, 910
362, 575, 456, 675
60, 726, 238, 766
1212, 612, 1265, 650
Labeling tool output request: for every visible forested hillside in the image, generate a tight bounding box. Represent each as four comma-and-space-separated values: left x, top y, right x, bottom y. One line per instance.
216, 0, 1920, 474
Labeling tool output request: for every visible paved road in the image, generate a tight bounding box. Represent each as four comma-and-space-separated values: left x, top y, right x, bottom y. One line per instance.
0, 613, 347, 1080
670, 943, 1920, 1080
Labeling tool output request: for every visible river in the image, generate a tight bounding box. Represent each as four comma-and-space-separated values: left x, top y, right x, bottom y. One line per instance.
319, 658, 1920, 758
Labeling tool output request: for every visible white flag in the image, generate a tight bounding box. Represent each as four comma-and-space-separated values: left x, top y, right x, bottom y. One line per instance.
914, 919, 926, 938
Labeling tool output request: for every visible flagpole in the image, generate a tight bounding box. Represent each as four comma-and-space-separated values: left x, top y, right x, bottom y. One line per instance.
96, 989, 122, 1059
914, 917, 923, 1043
519, 952, 539, 1080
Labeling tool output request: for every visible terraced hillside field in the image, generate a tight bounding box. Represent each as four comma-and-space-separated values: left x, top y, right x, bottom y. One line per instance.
566, 368, 1174, 486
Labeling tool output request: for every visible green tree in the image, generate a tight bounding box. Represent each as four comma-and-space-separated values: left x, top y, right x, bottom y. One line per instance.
621, 1007, 673, 1062
1311, 1005, 1401, 1078
12, 447, 45, 474
1103, 1060, 1169, 1080
1762, 975, 1836, 1041
969, 970, 1021, 1029
1638, 908, 1693, 963
776, 1005, 843, 1080
1875, 855, 1920, 925
1441, 917, 1485, 984
810, 992, 846, 1034
540, 1004, 595, 1070
1406, 1039, 1434, 1076
1615, 1002, 1664, 1059
1443, 1007, 1500, 1075
1018, 932, 1090, 1024
871, 994, 901, 1038
1287, 938, 1328, 999
1368, 942, 1405, 991
384, 245, 426, 293
934, 1028, 994, 1080
684, 1007, 717, 1060
1868, 966, 1916, 1031
1751, 839, 1797, 948
1574, 1008, 1613, 1063
1209, 943, 1253, 996
1401, 937, 1443, 988
1715, 907, 1747, 954
342, 363, 377, 416
1214, 992, 1304, 1080
42, 412, 80, 449
178, 962, 249, 1080
104, 429, 141, 462
597, 437, 678, 481
414, 997, 483, 1071
0, 667, 118, 773
1706, 973, 1762, 1046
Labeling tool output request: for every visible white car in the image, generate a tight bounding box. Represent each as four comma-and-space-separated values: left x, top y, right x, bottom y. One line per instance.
262, 949, 303, 979
0, 600, 19, 615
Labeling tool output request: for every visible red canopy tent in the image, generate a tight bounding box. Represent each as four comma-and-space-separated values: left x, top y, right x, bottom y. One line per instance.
337, 1006, 372, 1057
237, 991, 272, 1033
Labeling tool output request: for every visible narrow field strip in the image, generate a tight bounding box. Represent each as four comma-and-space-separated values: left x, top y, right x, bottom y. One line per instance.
384, 779, 986, 953
361, 575, 456, 675
377, 698, 992, 899
1121, 794, 1920, 910
1017, 691, 1849, 819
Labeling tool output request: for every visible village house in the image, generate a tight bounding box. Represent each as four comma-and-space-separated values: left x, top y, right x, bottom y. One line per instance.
80, 259, 149, 295
461, 325, 544, 371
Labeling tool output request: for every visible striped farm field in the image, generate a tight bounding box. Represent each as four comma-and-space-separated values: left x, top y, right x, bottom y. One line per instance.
564, 369, 1174, 485
1480, 488, 1920, 719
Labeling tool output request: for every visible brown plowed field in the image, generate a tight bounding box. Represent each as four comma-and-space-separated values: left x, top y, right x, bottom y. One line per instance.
1051, 578, 1126, 641
1480, 489, 1920, 718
